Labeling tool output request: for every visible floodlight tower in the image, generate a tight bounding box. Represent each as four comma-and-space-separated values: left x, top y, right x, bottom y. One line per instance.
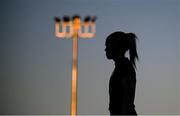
54, 15, 96, 116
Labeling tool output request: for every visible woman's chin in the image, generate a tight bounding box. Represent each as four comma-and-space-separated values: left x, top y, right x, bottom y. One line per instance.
106, 55, 113, 59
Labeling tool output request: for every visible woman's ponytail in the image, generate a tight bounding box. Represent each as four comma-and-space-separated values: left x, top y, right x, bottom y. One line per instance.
127, 33, 139, 68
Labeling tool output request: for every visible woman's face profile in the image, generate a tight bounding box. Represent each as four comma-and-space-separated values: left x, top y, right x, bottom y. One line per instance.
105, 43, 111, 59
105, 41, 116, 59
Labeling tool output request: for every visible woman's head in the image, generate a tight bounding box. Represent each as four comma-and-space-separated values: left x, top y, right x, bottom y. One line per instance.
105, 31, 138, 67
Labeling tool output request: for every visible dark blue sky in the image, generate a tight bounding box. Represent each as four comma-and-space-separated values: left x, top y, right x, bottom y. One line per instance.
0, 0, 179, 115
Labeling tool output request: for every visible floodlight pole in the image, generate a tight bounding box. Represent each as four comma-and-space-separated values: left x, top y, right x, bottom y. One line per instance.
71, 32, 78, 115
54, 15, 96, 116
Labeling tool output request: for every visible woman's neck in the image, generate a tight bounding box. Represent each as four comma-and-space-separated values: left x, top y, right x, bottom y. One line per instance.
113, 55, 125, 63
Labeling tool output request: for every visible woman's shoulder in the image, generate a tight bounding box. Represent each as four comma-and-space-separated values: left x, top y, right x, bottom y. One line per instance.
116, 57, 133, 68
115, 57, 135, 76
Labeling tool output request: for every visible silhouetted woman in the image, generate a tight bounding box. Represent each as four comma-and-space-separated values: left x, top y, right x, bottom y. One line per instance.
105, 31, 138, 115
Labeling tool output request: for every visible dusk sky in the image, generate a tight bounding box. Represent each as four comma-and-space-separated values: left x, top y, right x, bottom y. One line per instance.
0, 0, 180, 115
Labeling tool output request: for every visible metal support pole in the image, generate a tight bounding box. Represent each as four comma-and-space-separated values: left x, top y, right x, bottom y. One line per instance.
71, 32, 78, 116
